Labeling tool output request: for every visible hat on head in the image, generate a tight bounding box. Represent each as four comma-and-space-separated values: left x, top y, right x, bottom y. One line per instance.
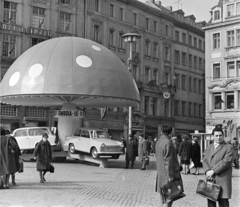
233, 137, 237, 141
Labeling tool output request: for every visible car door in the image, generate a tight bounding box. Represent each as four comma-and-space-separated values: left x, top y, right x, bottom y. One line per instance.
79, 130, 90, 152
14, 129, 29, 150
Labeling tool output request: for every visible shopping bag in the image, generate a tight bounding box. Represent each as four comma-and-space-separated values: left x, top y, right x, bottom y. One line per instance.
196, 179, 221, 202
18, 158, 24, 173
161, 180, 186, 203
189, 160, 195, 169
144, 156, 149, 165
49, 164, 55, 173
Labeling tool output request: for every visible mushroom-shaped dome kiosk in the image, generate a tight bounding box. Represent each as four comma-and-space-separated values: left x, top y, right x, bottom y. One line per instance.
0, 37, 140, 147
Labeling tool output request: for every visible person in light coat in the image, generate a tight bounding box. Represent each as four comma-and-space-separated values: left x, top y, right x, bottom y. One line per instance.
138, 135, 147, 170
155, 125, 183, 207
202, 125, 233, 207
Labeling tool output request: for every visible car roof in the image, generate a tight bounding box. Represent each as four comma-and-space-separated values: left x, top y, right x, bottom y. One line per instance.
13, 127, 50, 131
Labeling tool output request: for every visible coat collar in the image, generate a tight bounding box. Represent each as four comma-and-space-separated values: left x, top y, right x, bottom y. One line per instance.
210, 141, 226, 157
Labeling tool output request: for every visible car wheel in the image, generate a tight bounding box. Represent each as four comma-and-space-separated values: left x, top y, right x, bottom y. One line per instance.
91, 147, 98, 159
69, 144, 75, 154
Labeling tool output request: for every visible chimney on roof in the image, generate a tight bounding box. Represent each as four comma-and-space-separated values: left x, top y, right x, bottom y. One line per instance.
155, 0, 161, 6
166, 6, 172, 11
150, 0, 155, 3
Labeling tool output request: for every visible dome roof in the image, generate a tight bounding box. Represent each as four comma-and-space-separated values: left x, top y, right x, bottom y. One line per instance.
0, 37, 140, 107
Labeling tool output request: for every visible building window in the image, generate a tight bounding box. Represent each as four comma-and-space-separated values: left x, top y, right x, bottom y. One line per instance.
154, 21, 157, 33
32, 7, 45, 29
175, 31, 179, 41
132, 42, 137, 52
193, 78, 197, 93
199, 58, 202, 70
227, 4, 234, 17
119, 8, 124, 21
60, 12, 71, 33
165, 25, 168, 36
199, 39, 202, 50
213, 33, 220, 49
227, 62, 235, 78
182, 101, 186, 116
0, 105, 17, 117
152, 97, 158, 115
174, 74, 179, 90
226, 92, 234, 109
165, 72, 169, 84
2, 34, 16, 58
153, 42, 158, 58
32, 38, 45, 46
189, 35, 192, 46
237, 3, 240, 15
164, 99, 169, 117
198, 79, 202, 94
3, 1, 17, 24
133, 13, 137, 25
194, 56, 197, 69
189, 76, 192, 92
94, 25, 100, 43
199, 104, 202, 118
227, 30, 235, 47
153, 69, 158, 84
237, 61, 240, 77
144, 96, 149, 115
26, 107, 46, 118
145, 40, 150, 56
194, 37, 197, 47
213, 63, 220, 79
174, 50, 180, 64
182, 52, 187, 66
174, 100, 180, 116
94, 0, 99, 12
119, 32, 124, 49
165, 46, 169, 61
182, 75, 186, 91
132, 65, 137, 80
214, 93, 222, 110
60, 0, 70, 4
194, 103, 197, 117
145, 67, 150, 83
214, 10, 220, 20
146, 18, 149, 30
110, 4, 114, 17
182, 33, 186, 43
189, 54, 192, 67
188, 102, 192, 117
237, 29, 240, 45
109, 28, 114, 46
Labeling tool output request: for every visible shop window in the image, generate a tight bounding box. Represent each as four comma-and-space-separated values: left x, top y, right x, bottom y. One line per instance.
32, 38, 45, 46
60, 12, 71, 33
226, 93, 234, 109
213, 63, 220, 79
214, 93, 222, 110
3, 1, 17, 24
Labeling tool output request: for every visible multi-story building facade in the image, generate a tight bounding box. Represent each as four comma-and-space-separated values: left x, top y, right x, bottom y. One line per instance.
0, 0, 205, 141
204, 0, 240, 140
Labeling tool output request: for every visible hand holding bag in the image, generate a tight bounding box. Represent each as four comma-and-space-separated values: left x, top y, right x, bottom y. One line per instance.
189, 160, 195, 169
144, 156, 149, 165
161, 180, 186, 203
49, 164, 55, 173
196, 178, 221, 202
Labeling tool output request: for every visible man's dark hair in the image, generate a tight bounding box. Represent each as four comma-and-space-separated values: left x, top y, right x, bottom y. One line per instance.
42, 133, 48, 138
161, 125, 172, 135
212, 125, 224, 135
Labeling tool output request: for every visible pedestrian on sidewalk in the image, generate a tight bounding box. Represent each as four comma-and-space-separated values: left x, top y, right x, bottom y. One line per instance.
155, 125, 183, 207
33, 133, 52, 183
178, 135, 192, 174
190, 136, 201, 175
138, 134, 147, 170
124, 134, 138, 169
202, 125, 233, 207
232, 137, 239, 169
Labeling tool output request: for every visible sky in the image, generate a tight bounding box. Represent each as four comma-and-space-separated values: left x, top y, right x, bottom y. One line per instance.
160, 0, 220, 22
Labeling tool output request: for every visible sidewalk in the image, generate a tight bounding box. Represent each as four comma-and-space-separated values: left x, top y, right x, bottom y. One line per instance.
0, 155, 239, 207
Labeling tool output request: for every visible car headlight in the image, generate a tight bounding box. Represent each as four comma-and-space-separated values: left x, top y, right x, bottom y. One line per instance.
100, 143, 106, 151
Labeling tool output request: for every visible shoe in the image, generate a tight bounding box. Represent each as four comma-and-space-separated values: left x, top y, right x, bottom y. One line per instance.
40, 179, 44, 183
12, 181, 16, 185
43, 177, 46, 182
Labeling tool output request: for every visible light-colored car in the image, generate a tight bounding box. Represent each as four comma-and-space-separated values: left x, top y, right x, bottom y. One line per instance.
64, 128, 123, 159
11, 127, 56, 150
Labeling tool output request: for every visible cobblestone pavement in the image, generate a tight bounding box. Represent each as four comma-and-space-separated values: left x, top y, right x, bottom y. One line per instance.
0, 155, 239, 207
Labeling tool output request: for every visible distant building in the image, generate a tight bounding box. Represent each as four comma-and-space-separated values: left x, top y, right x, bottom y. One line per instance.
0, 0, 205, 140
204, 0, 240, 140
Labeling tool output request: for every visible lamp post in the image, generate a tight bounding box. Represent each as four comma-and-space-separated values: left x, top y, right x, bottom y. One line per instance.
121, 33, 142, 136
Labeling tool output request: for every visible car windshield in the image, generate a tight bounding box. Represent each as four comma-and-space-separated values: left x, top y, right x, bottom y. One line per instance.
91, 131, 109, 139
29, 128, 52, 136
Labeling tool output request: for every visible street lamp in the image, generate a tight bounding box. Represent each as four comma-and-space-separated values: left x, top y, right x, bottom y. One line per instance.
121, 33, 142, 136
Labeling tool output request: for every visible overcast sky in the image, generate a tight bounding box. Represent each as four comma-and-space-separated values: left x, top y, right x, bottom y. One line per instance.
160, 0, 220, 22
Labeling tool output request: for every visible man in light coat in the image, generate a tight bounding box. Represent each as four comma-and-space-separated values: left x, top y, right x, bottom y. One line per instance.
138, 135, 147, 170
202, 125, 233, 207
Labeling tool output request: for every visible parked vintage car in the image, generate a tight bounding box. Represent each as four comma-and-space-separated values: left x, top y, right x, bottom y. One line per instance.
11, 127, 57, 150
64, 128, 123, 159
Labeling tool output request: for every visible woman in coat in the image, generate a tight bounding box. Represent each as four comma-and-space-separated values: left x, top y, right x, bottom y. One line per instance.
138, 135, 147, 170
178, 135, 192, 174
155, 125, 183, 207
190, 137, 201, 175
125, 134, 138, 169
33, 133, 52, 183
202, 126, 233, 207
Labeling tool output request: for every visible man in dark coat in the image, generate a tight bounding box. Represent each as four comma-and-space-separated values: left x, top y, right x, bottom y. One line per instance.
178, 135, 192, 174
202, 126, 233, 207
155, 125, 183, 207
0, 129, 18, 189
125, 134, 138, 169
33, 133, 52, 183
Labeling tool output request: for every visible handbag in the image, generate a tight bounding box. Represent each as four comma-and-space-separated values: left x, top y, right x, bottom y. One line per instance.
189, 160, 195, 169
49, 164, 55, 173
161, 180, 186, 203
144, 156, 149, 165
18, 158, 24, 173
196, 179, 221, 202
